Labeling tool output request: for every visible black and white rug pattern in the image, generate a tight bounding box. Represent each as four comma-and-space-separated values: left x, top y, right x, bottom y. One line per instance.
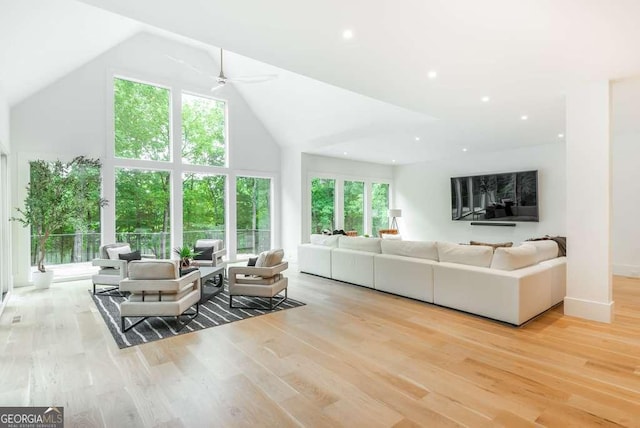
90, 282, 305, 349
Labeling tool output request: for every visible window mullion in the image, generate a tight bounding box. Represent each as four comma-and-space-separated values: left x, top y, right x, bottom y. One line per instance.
172, 88, 183, 251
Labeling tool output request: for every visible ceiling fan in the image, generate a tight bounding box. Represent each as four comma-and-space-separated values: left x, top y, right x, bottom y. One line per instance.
168, 48, 277, 93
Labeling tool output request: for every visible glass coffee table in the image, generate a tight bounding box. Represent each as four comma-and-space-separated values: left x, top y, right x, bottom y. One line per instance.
198, 266, 226, 303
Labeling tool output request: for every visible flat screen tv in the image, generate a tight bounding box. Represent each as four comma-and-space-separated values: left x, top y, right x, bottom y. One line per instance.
450, 170, 538, 222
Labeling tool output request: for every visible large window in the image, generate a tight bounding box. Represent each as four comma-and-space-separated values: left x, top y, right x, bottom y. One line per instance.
182, 93, 226, 166
236, 176, 271, 256
371, 183, 390, 236
111, 76, 273, 262
344, 180, 364, 235
311, 178, 335, 233
114, 79, 170, 161
115, 168, 171, 258
29, 160, 102, 268
310, 176, 391, 237
183, 173, 226, 247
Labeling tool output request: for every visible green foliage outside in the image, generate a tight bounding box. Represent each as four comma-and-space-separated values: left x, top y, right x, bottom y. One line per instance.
114, 78, 170, 161
115, 168, 171, 258
236, 177, 271, 254
344, 181, 364, 235
13, 157, 106, 271
311, 178, 335, 233
371, 183, 390, 236
182, 94, 226, 166
183, 173, 226, 247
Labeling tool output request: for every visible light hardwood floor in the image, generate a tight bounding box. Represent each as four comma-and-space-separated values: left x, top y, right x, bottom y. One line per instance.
1, 268, 640, 427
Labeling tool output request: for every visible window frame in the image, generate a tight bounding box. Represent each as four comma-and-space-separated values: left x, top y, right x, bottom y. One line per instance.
105, 72, 275, 262
306, 171, 392, 237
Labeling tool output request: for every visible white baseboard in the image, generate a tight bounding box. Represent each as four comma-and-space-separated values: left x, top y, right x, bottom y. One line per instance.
612, 264, 640, 277
564, 297, 615, 323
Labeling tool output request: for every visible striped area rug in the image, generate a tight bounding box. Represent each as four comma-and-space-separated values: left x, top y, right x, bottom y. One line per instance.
90, 282, 305, 349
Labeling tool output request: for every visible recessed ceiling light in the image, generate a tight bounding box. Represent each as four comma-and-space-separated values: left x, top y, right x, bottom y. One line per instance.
558, 133, 564, 138
392, 159, 396, 163
481, 96, 490, 103
343, 151, 348, 155
427, 70, 438, 79
521, 115, 528, 120
415, 136, 420, 141
342, 29, 353, 39
462, 148, 468, 152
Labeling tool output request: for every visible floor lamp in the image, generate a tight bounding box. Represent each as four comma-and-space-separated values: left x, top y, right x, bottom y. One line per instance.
388, 209, 402, 232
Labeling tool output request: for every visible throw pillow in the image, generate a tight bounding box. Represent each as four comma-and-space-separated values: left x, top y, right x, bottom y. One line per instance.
118, 250, 141, 262
193, 246, 214, 261
256, 249, 285, 267
490, 244, 538, 271
107, 245, 132, 260
470, 240, 513, 251
247, 257, 258, 267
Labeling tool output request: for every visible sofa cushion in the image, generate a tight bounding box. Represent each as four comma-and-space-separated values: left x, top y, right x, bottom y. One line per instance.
309, 234, 340, 247
107, 245, 132, 260
525, 240, 559, 263
381, 240, 438, 261
490, 244, 538, 271
470, 240, 513, 251
437, 242, 493, 267
381, 233, 402, 240
338, 236, 382, 253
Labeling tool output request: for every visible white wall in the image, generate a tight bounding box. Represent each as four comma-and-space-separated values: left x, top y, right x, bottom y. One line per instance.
611, 76, 640, 277
10, 32, 281, 285
0, 85, 8, 153
280, 149, 302, 260
394, 143, 566, 244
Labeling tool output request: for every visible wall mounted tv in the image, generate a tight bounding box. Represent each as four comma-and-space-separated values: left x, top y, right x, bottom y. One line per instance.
450, 170, 539, 222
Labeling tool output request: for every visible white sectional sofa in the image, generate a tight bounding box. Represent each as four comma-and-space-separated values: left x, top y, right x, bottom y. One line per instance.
298, 235, 566, 326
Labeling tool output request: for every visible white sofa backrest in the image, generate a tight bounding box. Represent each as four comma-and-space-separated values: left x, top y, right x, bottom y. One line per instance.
310, 234, 340, 247
490, 244, 538, 271
381, 240, 438, 261
437, 242, 493, 267
524, 240, 559, 263
338, 236, 382, 253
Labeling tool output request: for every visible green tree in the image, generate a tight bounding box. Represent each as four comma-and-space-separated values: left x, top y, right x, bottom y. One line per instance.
311, 178, 335, 233
114, 78, 170, 161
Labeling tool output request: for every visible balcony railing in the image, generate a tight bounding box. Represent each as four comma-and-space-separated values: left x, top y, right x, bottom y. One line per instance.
31, 229, 272, 267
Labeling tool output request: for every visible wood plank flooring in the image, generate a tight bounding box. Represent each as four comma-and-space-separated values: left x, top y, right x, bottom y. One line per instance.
1, 268, 640, 427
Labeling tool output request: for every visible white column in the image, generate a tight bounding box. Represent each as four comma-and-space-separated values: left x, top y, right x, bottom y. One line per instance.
280, 149, 302, 260
564, 80, 614, 323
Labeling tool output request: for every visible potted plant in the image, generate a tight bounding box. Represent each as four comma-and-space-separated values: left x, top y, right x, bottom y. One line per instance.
11, 156, 107, 289
174, 246, 201, 268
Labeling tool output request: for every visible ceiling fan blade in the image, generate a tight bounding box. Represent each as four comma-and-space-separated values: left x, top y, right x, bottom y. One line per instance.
227, 74, 278, 84
210, 82, 227, 93
165, 54, 206, 76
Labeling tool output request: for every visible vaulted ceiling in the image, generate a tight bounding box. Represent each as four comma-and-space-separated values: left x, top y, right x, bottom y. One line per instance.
4, 0, 640, 164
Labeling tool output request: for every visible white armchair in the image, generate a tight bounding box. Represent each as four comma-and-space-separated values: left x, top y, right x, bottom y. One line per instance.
119, 259, 201, 332
193, 239, 226, 267
228, 249, 288, 310
91, 243, 131, 295
91, 243, 155, 295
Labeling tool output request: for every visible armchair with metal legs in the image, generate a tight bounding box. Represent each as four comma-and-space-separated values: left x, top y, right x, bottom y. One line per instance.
119, 259, 201, 332
228, 251, 288, 310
